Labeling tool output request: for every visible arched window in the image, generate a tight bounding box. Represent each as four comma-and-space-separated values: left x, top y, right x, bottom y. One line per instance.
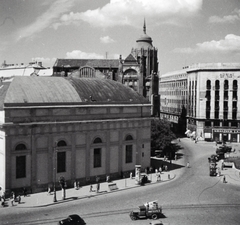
125, 135, 133, 141
125, 135, 133, 163
93, 137, 102, 144
93, 137, 102, 168
224, 80, 229, 90
57, 140, 67, 147
233, 80, 238, 89
206, 80, 211, 90
15, 144, 27, 151
215, 80, 220, 90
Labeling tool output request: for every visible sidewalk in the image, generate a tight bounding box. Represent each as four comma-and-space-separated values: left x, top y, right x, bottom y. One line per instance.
7, 171, 177, 208
6, 138, 240, 208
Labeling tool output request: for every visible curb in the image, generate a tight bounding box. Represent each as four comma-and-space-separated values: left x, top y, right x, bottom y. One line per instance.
17, 174, 177, 208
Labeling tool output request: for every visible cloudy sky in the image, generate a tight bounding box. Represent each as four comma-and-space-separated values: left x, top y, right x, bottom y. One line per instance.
0, 0, 240, 74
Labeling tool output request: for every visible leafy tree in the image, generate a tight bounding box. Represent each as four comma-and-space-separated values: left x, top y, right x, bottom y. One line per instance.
151, 118, 176, 155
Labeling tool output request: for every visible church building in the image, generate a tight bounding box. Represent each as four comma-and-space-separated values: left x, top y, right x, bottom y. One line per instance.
52, 20, 160, 117
0, 76, 151, 194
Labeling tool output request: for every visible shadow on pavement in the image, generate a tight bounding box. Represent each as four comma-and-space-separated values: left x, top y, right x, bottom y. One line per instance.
151, 158, 185, 172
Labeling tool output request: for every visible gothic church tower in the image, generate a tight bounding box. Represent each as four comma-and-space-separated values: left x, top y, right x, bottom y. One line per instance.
120, 20, 160, 116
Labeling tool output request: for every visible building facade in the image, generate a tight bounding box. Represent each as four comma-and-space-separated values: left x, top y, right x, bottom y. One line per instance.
160, 63, 240, 142
0, 77, 151, 194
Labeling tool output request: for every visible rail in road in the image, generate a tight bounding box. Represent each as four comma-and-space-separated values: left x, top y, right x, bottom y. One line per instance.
81, 203, 240, 219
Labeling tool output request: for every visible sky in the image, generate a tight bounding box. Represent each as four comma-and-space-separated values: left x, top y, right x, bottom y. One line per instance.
0, 0, 240, 75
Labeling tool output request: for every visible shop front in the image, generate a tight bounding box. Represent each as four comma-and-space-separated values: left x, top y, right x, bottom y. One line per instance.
212, 128, 240, 143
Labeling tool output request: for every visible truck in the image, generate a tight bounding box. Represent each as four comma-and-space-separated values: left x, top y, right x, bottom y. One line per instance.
209, 162, 217, 176
129, 201, 162, 220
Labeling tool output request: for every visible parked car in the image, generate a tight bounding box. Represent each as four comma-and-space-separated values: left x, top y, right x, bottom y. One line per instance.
58, 214, 86, 225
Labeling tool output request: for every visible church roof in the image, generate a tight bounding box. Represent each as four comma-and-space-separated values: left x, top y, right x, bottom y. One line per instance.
53, 59, 119, 69
3, 77, 149, 107
124, 54, 138, 64
135, 20, 153, 49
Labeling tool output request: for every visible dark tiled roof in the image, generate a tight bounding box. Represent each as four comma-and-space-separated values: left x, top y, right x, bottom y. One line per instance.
67, 77, 149, 104
0, 81, 11, 110
53, 59, 120, 68
4, 77, 149, 106
4, 77, 81, 105
124, 54, 138, 63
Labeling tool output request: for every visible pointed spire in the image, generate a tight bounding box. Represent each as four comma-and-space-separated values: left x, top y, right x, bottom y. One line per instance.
143, 18, 146, 34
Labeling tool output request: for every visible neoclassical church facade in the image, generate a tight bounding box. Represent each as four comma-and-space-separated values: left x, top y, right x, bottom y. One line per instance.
0, 77, 151, 194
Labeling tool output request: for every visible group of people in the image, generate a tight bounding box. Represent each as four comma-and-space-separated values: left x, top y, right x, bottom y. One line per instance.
0, 187, 27, 207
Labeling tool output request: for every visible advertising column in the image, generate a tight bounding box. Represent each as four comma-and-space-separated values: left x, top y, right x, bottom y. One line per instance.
135, 165, 141, 184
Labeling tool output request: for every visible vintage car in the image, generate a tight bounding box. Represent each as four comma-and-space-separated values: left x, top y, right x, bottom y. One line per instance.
58, 214, 86, 225
129, 201, 162, 220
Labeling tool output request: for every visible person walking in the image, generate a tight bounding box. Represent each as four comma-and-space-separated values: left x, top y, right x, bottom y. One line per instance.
89, 185, 93, 192
11, 191, 15, 206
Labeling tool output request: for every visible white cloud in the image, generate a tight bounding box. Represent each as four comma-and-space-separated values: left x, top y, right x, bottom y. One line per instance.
209, 9, 240, 24
65, 50, 105, 59
173, 34, 240, 54
100, 36, 115, 44
15, 0, 76, 41
57, 0, 202, 28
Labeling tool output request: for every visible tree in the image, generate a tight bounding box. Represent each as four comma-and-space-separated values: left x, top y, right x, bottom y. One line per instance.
151, 118, 176, 155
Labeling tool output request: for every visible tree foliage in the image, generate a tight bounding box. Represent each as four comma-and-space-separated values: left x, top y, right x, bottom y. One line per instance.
151, 118, 176, 151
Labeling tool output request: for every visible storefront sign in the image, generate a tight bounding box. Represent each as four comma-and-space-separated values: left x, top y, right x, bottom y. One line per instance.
213, 129, 240, 133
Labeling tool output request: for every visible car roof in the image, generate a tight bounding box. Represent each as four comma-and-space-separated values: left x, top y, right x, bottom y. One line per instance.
69, 214, 80, 219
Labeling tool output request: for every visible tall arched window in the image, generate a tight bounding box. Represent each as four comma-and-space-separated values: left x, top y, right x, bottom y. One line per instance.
15, 143, 27, 179
125, 135, 133, 163
206, 80, 211, 90
56, 140, 67, 173
93, 137, 102, 168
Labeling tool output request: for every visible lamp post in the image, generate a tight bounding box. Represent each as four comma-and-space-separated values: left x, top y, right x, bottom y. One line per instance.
53, 142, 57, 202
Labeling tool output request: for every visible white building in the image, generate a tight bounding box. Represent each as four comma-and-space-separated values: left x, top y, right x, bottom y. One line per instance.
160, 63, 240, 142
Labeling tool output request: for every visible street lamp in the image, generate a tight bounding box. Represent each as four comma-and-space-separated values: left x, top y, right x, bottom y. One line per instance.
53, 142, 57, 202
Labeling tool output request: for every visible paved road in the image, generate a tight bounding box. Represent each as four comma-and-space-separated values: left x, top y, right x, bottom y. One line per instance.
1, 138, 240, 225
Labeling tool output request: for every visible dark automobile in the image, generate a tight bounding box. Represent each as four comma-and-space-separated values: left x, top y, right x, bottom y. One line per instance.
58, 214, 86, 225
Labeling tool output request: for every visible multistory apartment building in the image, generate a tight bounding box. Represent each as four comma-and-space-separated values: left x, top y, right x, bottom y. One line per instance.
160, 63, 240, 142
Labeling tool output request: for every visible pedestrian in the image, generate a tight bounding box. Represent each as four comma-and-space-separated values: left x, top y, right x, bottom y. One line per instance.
165, 165, 168, 171
96, 183, 100, 193
130, 172, 133, 179
17, 195, 21, 204
74, 180, 77, 190
159, 167, 162, 174
157, 173, 161, 182
23, 187, 27, 197
187, 162, 190, 168
77, 181, 80, 189
1, 197, 4, 207
11, 191, 15, 206
223, 175, 227, 183
47, 186, 51, 195
89, 185, 93, 192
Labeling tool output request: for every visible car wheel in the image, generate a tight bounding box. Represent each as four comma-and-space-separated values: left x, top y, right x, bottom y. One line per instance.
151, 214, 158, 220
130, 215, 137, 220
